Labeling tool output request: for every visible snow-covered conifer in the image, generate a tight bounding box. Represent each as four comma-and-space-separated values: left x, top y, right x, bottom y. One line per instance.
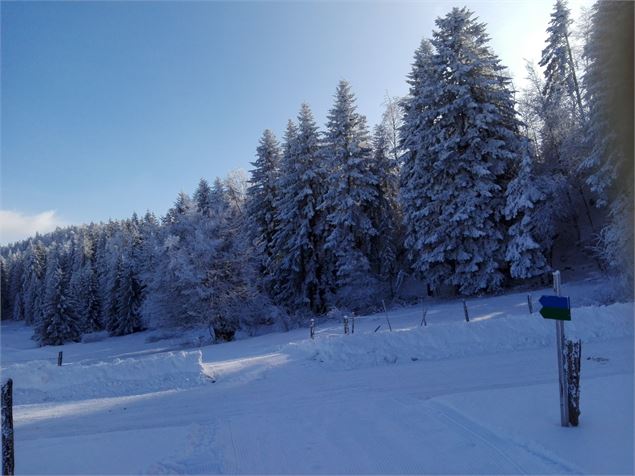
21, 241, 46, 325
193, 178, 213, 217
504, 144, 550, 279
399, 39, 436, 287
370, 123, 401, 289
36, 251, 81, 346
0, 257, 10, 319
270, 107, 325, 313
539, 0, 585, 120
110, 251, 144, 336
247, 130, 281, 283
320, 81, 379, 306
400, 9, 523, 294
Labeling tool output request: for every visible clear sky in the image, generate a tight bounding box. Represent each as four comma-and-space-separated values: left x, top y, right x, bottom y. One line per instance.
1, 0, 591, 244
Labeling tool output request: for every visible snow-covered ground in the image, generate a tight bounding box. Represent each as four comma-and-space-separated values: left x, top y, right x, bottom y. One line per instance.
1, 278, 633, 474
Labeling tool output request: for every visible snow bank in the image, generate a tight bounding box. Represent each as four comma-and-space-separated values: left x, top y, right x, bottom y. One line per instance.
287, 303, 633, 369
1, 350, 208, 404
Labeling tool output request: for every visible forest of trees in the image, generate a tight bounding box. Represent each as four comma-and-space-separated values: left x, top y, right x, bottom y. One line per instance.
1, 1, 632, 346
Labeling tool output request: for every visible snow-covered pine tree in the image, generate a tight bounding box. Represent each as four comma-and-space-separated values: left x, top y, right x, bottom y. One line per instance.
504, 142, 551, 279
540, 0, 585, 121
68, 232, 102, 332
401, 9, 523, 295
246, 129, 281, 284
21, 241, 46, 325
9, 255, 25, 321
211, 177, 229, 214
141, 193, 193, 328
399, 39, 437, 288
163, 192, 191, 228
320, 81, 379, 307
370, 123, 401, 291
193, 178, 213, 217
82, 261, 101, 331
110, 249, 144, 336
0, 257, 10, 320
96, 221, 121, 326
36, 250, 81, 346
136, 211, 159, 307
271, 107, 325, 313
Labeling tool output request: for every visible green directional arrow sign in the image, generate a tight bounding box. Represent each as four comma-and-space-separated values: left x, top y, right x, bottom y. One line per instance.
539, 307, 571, 321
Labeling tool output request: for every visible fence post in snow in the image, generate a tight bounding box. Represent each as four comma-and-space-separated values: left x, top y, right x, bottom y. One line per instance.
527, 294, 534, 314
420, 307, 428, 327
57, 351, 63, 367
343, 317, 349, 335
382, 299, 392, 331
310, 319, 315, 340
351, 316, 355, 334
565, 339, 582, 426
2, 378, 14, 476
463, 300, 469, 322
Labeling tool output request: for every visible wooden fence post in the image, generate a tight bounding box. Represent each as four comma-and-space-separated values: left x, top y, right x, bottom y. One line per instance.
351, 316, 355, 334
463, 300, 469, 322
57, 351, 63, 367
2, 378, 14, 476
343, 317, 349, 335
420, 307, 428, 327
310, 319, 315, 340
566, 339, 582, 426
527, 294, 533, 314
382, 300, 392, 331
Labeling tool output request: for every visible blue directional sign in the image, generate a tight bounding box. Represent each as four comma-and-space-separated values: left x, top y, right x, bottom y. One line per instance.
538, 295, 569, 309
539, 295, 571, 321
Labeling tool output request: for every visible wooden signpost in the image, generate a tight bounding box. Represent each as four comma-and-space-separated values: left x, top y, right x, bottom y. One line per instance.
539, 270, 572, 427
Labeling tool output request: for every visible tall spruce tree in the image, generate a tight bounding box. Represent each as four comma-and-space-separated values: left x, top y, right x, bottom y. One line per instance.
247, 129, 281, 285
21, 241, 46, 325
320, 81, 378, 305
399, 39, 436, 288
400, 9, 523, 295
9, 255, 25, 321
370, 123, 401, 290
37, 251, 81, 346
110, 251, 144, 336
540, 0, 585, 120
193, 178, 214, 216
271, 107, 325, 313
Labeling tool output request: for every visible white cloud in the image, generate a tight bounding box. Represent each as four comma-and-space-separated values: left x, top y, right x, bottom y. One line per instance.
0, 210, 66, 245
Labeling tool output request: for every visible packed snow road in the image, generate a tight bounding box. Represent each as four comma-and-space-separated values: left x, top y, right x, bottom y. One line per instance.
2, 284, 633, 474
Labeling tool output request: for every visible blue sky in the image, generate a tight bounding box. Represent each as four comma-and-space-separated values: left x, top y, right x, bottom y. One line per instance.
1, 0, 590, 244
